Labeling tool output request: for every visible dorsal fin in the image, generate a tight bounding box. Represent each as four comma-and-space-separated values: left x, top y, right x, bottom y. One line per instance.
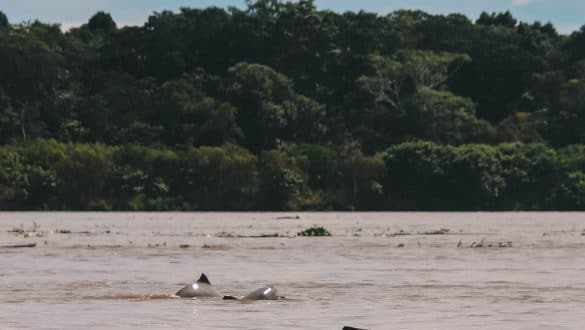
197, 273, 211, 285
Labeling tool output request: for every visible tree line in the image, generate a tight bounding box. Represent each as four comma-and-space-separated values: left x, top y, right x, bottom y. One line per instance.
1, 1, 585, 210
2, 140, 585, 210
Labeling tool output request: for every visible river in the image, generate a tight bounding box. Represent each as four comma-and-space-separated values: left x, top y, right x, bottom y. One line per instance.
1, 212, 584, 329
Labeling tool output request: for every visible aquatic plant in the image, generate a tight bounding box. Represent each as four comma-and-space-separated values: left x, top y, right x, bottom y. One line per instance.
297, 225, 332, 237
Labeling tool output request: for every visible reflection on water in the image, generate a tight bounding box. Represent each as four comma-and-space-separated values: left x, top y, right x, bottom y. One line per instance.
82, 294, 176, 301
1, 212, 585, 329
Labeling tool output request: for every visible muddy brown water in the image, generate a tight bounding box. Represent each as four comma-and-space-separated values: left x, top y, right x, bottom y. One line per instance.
1, 212, 585, 329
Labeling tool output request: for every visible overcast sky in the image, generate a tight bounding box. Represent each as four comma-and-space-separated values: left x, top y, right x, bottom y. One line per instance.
0, 0, 583, 34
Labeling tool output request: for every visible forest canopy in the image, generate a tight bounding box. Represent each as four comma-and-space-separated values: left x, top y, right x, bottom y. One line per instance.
1, 1, 585, 210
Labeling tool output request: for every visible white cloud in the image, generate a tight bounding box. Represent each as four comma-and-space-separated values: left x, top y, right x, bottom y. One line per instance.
512, 0, 537, 6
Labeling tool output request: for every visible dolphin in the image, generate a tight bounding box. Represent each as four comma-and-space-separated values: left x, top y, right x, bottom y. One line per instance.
223, 286, 281, 300
175, 273, 220, 298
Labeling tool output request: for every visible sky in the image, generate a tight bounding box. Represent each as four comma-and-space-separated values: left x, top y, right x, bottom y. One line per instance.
0, 0, 583, 34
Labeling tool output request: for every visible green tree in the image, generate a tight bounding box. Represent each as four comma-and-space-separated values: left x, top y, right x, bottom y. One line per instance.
176, 145, 258, 209
339, 142, 385, 210
476, 11, 517, 28
258, 149, 305, 209
226, 62, 326, 151
154, 74, 242, 146
0, 89, 20, 143
555, 171, 585, 210
0, 10, 8, 29
497, 143, 557, 209
88, 11, 117, 33
347, 50, 471, 151
412, 87, 494, 144
0, 22, 66, 141
0, 151, 29, 208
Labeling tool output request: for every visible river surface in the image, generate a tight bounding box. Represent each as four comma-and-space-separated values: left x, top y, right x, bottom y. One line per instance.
1, 212, 585, 329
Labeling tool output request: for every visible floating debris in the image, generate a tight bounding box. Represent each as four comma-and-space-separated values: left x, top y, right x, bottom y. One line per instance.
8, 225, 24, 233
207, 232, 282, 238
470, 239, 485, 248
420, 228, 450, 235
212, 232, 238, 238
0, 243, 37, 249
201, 244, 232, 250
391, 229, 411, 237
468, 239, 512, 248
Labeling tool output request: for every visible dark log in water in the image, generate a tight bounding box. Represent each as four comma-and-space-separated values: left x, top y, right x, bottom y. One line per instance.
0, 243, 37, 248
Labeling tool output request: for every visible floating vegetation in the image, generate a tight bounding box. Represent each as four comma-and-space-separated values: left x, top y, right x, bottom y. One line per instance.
297, 225, 332, 237
179, 244, 190, 249
56, 229, 72, 234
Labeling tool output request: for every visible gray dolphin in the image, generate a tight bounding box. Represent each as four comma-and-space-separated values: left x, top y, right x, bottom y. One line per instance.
223, 286, 281, 300
175, 273, 220, 298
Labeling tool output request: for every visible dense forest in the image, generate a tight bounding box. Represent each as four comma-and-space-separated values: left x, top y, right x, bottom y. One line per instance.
2, 0, 585, 210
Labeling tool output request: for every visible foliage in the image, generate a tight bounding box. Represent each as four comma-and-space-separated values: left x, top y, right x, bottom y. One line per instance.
0, 3, 584, 210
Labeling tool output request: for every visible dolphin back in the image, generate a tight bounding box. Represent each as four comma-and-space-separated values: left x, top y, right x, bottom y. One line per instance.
244, 287, 280, 300
175, 273, 220, 298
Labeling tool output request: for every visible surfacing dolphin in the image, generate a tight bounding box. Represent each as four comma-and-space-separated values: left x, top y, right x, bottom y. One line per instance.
175, 273, 220, 298
223, 286, 281, 300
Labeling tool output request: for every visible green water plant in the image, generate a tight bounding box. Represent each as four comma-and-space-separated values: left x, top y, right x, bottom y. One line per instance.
297, 225, 332, 237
